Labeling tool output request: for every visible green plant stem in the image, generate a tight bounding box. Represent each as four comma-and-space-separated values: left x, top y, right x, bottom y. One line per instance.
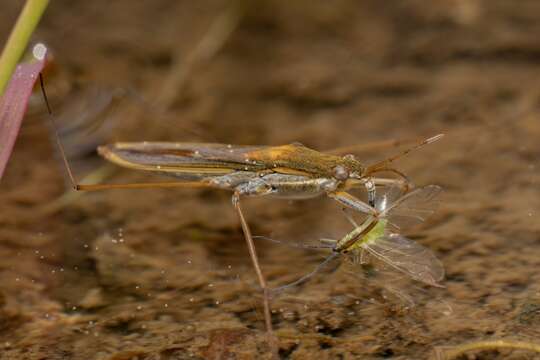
0, 0, 49, 97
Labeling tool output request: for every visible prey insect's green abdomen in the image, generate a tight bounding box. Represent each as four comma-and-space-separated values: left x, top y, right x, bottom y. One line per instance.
347, 219, 387, 251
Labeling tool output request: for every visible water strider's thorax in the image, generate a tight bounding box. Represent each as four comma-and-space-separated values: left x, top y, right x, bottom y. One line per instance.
233, 173, 339, 199
245, 143, 365, 181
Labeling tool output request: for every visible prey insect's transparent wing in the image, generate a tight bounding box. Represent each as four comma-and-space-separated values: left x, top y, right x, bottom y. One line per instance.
378, 184, 442, 232
97, 142, 272, 177
360, 233, 445, 287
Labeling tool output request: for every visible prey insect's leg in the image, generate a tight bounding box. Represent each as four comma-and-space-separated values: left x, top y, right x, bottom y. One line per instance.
341, 208, 359, 228
231, 192, 277, 353
320, 238, 338, 245
271, 253, 339, 295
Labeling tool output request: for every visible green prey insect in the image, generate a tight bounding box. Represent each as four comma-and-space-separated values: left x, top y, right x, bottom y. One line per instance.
265, 184, 445, 295
45, 80, 443, 337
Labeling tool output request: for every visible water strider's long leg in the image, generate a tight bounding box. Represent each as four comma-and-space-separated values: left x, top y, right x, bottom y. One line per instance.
365, 134, 444, 175
326, 134, 443, 157
43, 75, 279, 353
74, 181, 216, 191
232, 192, 278, 356
61, 180, 279, 352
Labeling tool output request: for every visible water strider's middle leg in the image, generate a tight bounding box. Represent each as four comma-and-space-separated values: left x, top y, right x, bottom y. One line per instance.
232, 192, 278, 356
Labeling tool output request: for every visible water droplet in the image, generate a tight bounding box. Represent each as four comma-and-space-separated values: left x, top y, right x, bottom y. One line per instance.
32, 43, 47, 60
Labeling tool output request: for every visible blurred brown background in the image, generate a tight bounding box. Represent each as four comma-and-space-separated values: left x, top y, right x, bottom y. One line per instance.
1, 1, 540, 359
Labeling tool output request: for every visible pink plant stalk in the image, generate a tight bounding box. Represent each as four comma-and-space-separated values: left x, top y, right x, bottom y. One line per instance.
0, 43, 47, 180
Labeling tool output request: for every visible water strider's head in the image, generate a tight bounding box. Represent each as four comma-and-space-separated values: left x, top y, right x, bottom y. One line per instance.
332, 154, 365, 181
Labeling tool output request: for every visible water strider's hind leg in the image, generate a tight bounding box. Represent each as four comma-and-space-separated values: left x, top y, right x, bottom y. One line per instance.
231, 192, 278, 356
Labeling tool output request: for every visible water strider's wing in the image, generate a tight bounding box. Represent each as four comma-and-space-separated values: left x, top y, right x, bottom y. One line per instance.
98, 142, 346, 178
378, 184, 442, 232
97, 142, 272, 177
361, 233, 445, 287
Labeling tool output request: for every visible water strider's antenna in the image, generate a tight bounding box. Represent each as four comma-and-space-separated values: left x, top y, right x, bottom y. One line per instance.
365, 134, 444, 175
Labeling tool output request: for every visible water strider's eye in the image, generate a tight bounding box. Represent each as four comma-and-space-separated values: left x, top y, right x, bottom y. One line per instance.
333, 165, 349, 180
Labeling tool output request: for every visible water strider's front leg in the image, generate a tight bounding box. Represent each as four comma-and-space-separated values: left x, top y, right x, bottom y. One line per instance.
328, 191, 380, 217
370, 176, 412, 192
346, 176, 413, 208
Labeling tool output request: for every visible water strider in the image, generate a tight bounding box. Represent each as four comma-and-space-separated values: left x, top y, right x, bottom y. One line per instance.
43, 74, 443, 342
263, 184, 445, 295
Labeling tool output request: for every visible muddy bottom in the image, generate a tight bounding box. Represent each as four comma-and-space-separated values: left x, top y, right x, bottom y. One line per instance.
1, 1, 540, 359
